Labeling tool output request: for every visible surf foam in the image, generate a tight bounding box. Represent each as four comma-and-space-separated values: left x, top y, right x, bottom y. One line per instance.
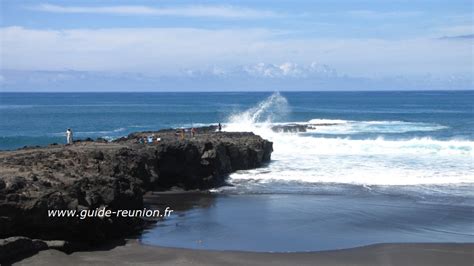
223, 92, 474, 187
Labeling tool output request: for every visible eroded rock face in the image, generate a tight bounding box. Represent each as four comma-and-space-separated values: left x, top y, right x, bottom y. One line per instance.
0, 129, 272, 242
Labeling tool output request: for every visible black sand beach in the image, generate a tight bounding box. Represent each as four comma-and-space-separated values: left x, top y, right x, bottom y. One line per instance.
14, 240, 474, 266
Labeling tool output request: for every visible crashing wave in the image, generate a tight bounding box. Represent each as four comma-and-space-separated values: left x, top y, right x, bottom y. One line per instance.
223, 92, 474, 187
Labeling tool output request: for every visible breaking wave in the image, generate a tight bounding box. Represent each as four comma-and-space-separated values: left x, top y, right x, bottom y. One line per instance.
222, 92, 474, 188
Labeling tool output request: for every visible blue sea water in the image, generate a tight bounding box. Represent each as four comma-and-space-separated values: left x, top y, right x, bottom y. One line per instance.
1, 91, 473, 251
0, 91, 472, 150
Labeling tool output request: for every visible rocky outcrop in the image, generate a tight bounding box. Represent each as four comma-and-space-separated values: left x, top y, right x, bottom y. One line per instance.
0, 129, 272, 246
271, 123, 338, 133
271, 124, 310, 133
0, 236, 71, 263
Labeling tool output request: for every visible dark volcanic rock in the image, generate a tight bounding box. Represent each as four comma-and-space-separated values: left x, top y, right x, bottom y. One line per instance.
0, 236, 44, 262
271, 123, 340, 133
0, 236, 72, 262
271, 124, 309, 133
0, 129, 272, 243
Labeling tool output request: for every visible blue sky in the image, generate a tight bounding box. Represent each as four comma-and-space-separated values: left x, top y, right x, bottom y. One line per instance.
0, 0, 472, 91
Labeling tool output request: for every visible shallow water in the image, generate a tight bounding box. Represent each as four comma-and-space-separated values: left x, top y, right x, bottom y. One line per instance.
141, 191, 474, 252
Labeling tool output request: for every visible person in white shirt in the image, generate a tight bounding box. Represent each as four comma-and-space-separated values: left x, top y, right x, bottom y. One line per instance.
66, 128, 73, 145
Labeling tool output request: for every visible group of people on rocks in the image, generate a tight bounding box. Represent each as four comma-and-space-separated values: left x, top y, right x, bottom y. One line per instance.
175, 127, 198, 139
64, 123, 223, 145
175, 128, 186, 139
138, 134, 161, 144
173, 123, 222, 140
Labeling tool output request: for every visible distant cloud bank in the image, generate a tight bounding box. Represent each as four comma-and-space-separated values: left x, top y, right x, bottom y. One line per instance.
183, 62, 338, 79
1, 67, 471, 92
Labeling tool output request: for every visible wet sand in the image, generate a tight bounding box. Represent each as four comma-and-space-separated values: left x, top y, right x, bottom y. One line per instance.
14, 240, 474, 266
142, 193, 474, 252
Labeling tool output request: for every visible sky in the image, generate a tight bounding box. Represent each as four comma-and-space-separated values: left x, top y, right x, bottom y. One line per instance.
0, 0, 473, 91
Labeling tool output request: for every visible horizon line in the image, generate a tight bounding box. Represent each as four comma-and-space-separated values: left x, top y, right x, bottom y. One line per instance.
0, 89, 473, 93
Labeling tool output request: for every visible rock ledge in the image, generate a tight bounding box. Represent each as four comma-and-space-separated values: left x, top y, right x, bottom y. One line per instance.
0, 127, 272, 248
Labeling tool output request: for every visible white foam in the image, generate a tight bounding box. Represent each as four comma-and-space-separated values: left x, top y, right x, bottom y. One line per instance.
307, 120, 447, 134
223, 92, 474, 187
229, 135, 473, 186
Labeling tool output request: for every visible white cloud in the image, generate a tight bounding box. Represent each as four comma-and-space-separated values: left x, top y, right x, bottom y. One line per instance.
0, 26, 285, 75
0, 26, 471, 77
239, 62, 337, 78
29, 4, 278, 18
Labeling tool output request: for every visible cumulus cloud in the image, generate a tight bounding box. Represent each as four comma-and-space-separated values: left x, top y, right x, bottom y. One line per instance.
181, 62, 338, 78
29, 4, 279, 18
240, 62, 338, 78
0, 26, 471, 77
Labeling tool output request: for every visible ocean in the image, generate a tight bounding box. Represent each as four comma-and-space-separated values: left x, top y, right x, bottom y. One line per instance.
1, 91, 473, 251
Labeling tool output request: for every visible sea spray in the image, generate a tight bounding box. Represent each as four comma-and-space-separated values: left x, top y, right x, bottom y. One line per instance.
223, 93, 474, 188
226, 92, 289, 133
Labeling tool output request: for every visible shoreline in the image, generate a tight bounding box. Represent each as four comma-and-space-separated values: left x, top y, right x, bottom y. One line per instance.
14, 239, 474, 266
141, 192, 474, 252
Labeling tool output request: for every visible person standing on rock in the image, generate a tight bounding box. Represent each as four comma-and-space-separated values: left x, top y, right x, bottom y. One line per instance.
147, 135, 153, 144
66, 128, 73, 145
191, 127, 196, 138
218, 123, 222, 132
